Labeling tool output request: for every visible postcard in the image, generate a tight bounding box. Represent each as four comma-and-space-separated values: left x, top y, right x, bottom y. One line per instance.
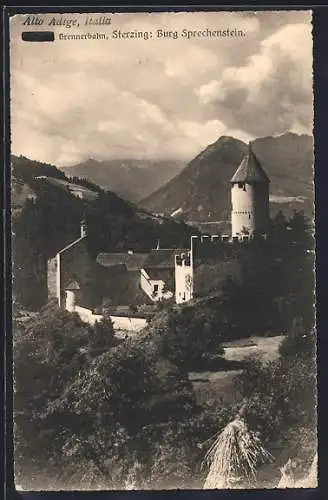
10, 10, 316, 490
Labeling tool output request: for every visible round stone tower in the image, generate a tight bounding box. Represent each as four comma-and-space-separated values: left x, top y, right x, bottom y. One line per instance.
230, 143, 270, 238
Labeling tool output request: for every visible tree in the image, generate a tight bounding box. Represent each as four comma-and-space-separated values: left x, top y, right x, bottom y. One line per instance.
13, 182, 84, 309
88, 316, 116, 353
14, 305, 199, 489
227, 210, 314, 334
279, 317, 315, 361
145, 306, 225, 371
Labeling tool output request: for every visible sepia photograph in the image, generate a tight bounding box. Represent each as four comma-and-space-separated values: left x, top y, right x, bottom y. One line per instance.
10, 10, 316, 490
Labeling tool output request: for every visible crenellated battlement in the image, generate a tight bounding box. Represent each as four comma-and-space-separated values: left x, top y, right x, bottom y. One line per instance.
175, 251, 191, 267
191, 232, 267, 249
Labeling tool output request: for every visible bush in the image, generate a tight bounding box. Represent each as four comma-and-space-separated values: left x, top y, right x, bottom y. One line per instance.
14, 306, 200, 489
145, 306, 225, 371
233, 328, 316, 470
279, 317, 315, 361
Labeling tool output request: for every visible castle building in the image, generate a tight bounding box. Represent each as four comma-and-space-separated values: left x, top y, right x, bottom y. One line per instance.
47, 219, 88, 308
230, 143, 270, 238
46, 142, 271, 316
175, 145, 271, 303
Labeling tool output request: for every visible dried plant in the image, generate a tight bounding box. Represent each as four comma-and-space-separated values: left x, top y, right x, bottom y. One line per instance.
202, 416, 273, 489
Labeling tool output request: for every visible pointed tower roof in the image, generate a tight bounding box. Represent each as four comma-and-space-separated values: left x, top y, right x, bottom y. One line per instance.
231, 143, 270, 184
65, 280, 80, 291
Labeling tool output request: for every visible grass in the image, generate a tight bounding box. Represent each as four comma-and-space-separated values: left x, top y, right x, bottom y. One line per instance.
189, 335, 284, 407
223, 335, 284, 363
190, 370, 243, 406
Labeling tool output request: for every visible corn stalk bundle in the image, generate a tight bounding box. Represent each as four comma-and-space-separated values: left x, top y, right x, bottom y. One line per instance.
202, 417, 273, 489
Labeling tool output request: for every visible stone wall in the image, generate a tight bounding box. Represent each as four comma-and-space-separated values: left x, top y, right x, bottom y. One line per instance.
47, 255, 59, 301
110, 315, 148, 332
72, 303, 147, 332
74, 305, 103, 326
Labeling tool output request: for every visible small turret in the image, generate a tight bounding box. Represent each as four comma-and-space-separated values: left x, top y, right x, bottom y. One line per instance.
64, 280, 80, 312
175, 251, 193, 304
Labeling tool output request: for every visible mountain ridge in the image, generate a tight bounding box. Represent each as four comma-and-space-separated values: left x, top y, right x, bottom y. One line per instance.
61, 158, 185, 202
141, 132, 314, 223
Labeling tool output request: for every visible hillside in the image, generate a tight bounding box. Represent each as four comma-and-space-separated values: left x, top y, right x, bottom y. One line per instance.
141, 133, 314, 224
11, 155, 197, 310
61, 159, 185, 202
12, 175, 37, 217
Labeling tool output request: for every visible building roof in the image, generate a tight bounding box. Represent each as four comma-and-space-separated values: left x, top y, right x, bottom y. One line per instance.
58, 235, 85, 254
96, 252, 149, 271
231, 143, 270, 184
65, 280, 81, 291
97, 248, 190, 272
143, 248, 189, 270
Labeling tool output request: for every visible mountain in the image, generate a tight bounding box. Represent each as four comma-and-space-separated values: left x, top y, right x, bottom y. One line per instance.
61, 159, 185, 202
141, 133, 314, 225
141, 136, 247, 223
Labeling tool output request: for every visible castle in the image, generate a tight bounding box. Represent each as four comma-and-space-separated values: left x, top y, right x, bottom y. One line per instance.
47, 143, 270, 326
174, 143, 270, 304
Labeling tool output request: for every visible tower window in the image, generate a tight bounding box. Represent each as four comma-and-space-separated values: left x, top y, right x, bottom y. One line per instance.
238, 183, 243, 189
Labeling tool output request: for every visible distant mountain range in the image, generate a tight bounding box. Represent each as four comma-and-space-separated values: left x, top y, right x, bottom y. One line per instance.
141, 133, 314, 224
13, 131, 314, 232
61, 159, 185, 202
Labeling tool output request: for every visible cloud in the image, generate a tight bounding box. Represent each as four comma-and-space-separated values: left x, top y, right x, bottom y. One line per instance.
196, 22, 313, 138
10, 11, 313, 165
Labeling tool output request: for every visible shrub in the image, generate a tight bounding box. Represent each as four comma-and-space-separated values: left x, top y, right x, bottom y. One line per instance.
233, 328, 316, 470
14, 306, 199, 489
145, 306, 225, 371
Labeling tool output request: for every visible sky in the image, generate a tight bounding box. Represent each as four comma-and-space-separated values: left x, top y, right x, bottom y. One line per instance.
10, 10, 313, 166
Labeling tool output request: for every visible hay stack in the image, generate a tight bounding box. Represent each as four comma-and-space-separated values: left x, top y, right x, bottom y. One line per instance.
203, 415, 272, 489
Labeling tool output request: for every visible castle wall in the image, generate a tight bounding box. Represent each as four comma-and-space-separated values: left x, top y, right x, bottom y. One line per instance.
47, 255, 59, 301
74, 305, 103, 325
193, 258, 242, 298
110, 315, 147, 332
191, 234, 225, 260
66, 301, 147, 331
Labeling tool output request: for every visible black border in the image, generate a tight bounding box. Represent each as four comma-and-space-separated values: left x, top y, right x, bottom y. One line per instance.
3, 4, 327, 500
